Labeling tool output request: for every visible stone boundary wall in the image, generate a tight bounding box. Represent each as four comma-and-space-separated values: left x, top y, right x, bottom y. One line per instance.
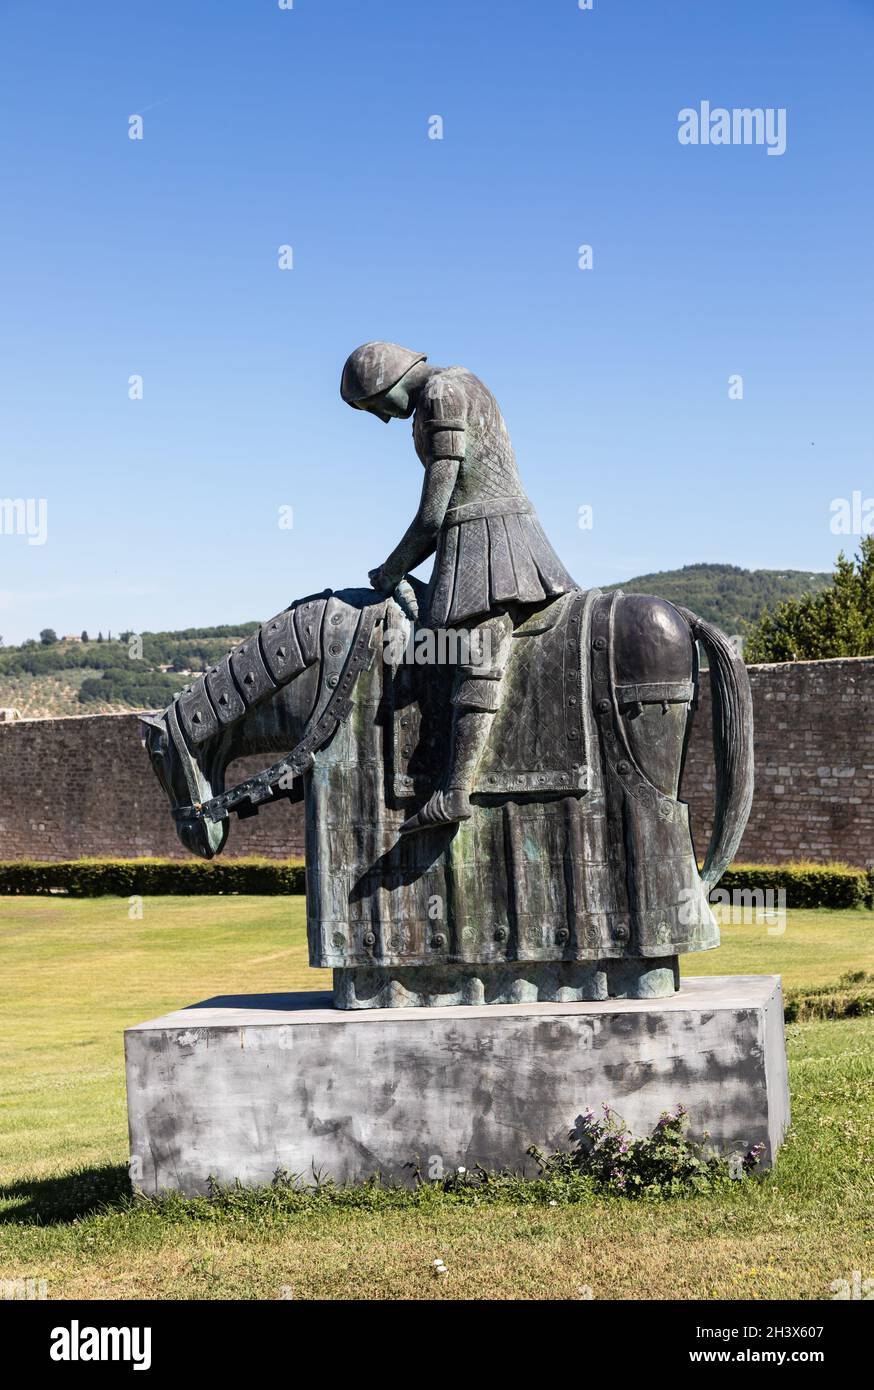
682, 656, 874, 869
0, 712, 304, 861
0, 656, 872, 866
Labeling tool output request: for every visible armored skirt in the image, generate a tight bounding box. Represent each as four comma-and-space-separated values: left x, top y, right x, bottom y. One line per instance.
426, 498, 577, 626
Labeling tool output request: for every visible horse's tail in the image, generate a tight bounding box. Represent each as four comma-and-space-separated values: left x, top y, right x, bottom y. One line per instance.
675, 607, 754, 887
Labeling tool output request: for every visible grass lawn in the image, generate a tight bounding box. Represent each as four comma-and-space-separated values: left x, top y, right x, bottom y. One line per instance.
684, 904, 874, 990
1, 895, 872, 1299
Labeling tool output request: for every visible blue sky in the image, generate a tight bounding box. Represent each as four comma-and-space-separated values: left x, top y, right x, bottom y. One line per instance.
1, 0, 872, 643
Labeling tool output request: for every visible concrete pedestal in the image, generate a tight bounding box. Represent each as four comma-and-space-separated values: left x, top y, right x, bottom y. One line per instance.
125, 976, 790, 1195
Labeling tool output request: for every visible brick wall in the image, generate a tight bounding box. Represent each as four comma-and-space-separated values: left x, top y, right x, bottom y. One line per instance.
0, 713, 304, 861
682, 656, 874, 869
1, 658, 872, 866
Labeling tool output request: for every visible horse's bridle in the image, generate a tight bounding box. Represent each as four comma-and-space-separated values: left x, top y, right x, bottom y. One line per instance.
170, 601, 381, 825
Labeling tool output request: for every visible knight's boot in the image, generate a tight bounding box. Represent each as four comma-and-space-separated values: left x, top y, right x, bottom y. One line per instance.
399, 614, 512, 835
399, 708, 495, 833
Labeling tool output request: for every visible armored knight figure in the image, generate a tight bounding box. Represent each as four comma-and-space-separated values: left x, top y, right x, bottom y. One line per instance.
341, 340, 577, 833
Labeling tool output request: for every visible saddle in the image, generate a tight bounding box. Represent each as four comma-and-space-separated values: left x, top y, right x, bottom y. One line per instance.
388, 589, 597, 802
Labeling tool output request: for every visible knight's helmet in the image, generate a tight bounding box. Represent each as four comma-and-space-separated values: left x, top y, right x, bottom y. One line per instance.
340, 341, 426, 422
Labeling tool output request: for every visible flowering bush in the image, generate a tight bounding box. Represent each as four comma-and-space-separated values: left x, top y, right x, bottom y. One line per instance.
532, 1104, 766, 1198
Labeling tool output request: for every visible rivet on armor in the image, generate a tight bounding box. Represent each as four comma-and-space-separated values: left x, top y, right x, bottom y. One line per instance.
555, 927, 569, 944
567, 696, 577, 706
331, 613, 342, 625
331, 932, 345, 949
363, 931, 376, 947
327, 674, 339, 688
617, 759, 630, 774
494, 926, 507, 942
613, 923, 630, 941
593, 636, 607, 650
402, 744, 412, 757
430, 934, 445, 949
598, 698, 611, 713
329, 643, 341, 655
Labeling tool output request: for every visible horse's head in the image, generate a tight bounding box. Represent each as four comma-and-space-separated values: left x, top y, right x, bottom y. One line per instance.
141, 711, 230, 860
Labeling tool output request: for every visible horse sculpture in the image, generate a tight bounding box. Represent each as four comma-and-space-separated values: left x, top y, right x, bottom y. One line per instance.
143, 576, 753, 1009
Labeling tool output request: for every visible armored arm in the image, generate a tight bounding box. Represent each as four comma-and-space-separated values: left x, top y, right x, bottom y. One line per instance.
371, 457, 459, 590
371, 379, 466, 590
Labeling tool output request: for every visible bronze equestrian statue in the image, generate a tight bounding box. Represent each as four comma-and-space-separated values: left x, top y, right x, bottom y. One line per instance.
143, 345, 753, 1008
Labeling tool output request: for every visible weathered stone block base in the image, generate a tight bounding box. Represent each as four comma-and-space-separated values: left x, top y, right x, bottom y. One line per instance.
125, 976, 790, 1195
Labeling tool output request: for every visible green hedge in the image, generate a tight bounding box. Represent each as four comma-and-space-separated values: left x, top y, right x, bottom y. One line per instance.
784, 972, 874, 1023
0, 857, 871, 906
0, 857, 305, 897
717, 862, 873, 910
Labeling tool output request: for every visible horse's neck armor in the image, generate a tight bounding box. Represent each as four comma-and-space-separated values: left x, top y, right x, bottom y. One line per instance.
175, 592, 331, 747
170, 593, 382, 824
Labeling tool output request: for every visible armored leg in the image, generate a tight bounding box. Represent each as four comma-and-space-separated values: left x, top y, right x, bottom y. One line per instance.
399, 613, 513, 834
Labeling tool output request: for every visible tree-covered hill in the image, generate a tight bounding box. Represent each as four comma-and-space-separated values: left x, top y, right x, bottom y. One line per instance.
0, 624, 260, 719
604, 563, 831, 636
0, 563, 834, 718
